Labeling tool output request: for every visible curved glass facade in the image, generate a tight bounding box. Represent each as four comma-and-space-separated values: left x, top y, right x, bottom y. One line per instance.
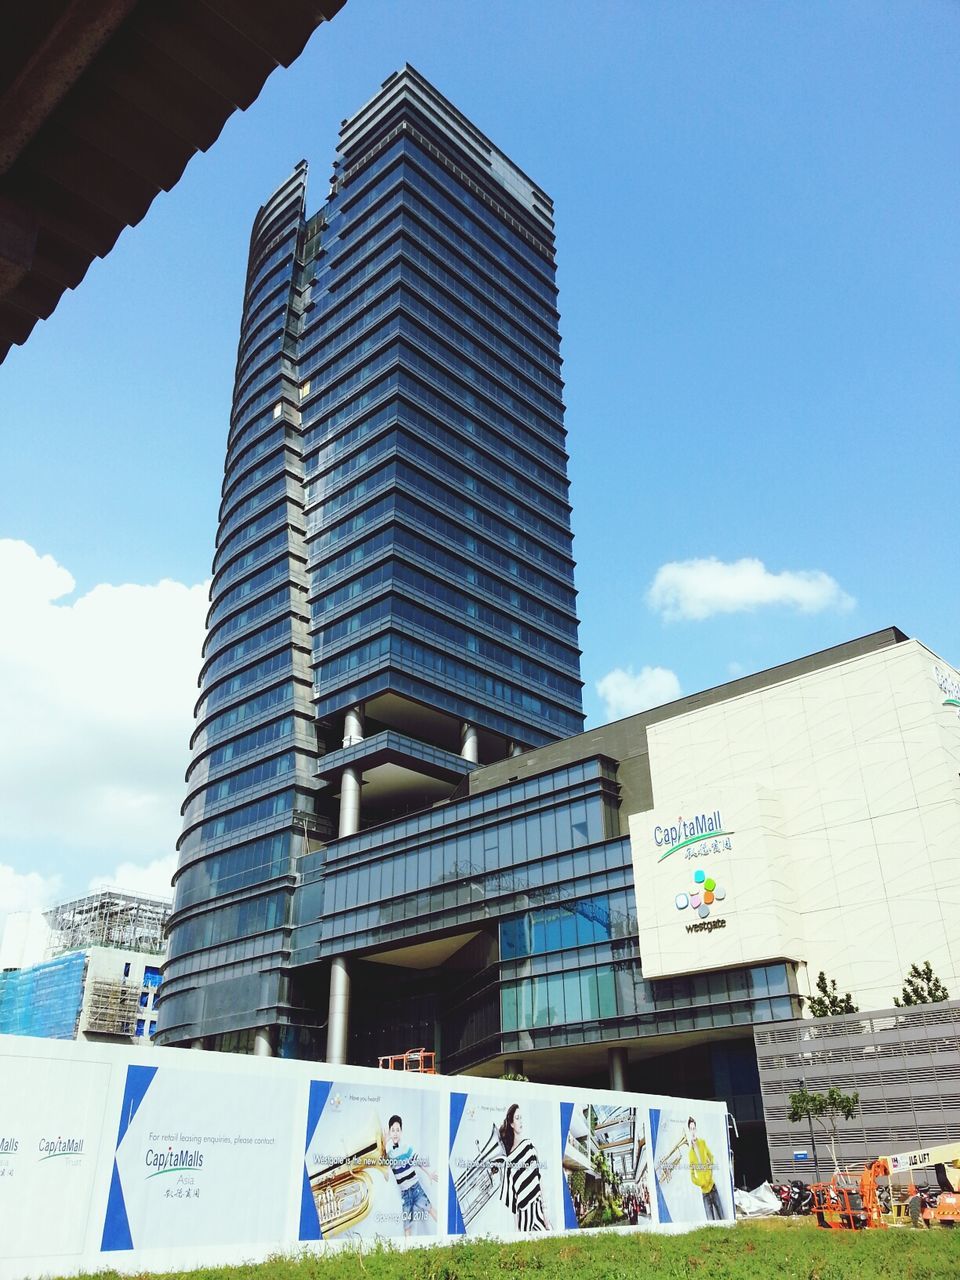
157, 68, 585, 1051
158, 165, 324, 1047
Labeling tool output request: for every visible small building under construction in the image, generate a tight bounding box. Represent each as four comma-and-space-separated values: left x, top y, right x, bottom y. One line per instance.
0, 889, 170, 1044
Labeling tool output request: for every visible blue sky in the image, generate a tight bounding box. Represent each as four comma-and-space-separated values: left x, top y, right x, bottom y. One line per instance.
0, 1, 957, 911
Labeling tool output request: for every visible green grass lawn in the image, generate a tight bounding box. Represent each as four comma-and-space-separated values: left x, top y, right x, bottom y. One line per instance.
80, 1220, 958, 1280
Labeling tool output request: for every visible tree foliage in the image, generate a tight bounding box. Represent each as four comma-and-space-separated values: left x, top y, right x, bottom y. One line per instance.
806, 970, 858, 1017
894, 961, 950, 1007
788, 1086, 860, 1174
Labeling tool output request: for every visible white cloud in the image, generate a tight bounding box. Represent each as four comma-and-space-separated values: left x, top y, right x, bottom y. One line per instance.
0, 863, 59, 913
646, 556, 855, 621
0, 863, 61, 957
89, 853, 177, 900
0, 539, 208, 893
596, 665, 682, 720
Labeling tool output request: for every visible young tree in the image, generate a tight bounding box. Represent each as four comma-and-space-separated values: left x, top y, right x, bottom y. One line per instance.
806, 970, 858, 1017
894, 961, 950, 1007
787, 1086, 860, 1175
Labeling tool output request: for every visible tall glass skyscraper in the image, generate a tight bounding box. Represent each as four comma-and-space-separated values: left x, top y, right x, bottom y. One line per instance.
158, 67, 585, 1055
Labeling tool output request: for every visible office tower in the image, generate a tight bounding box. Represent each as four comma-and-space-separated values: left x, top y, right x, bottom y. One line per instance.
157, 67, 584, 1054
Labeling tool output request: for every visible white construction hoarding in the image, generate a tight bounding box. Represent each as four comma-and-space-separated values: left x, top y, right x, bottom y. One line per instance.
0, 1035, 734, 1280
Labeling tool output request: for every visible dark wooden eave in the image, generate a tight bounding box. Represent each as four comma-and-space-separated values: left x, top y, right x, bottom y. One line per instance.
0, 0, 346, 363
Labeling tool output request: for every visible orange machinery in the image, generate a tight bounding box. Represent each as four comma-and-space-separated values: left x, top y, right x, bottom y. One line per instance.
811, 1143, 960, 1229
377, 1046, 437, 1074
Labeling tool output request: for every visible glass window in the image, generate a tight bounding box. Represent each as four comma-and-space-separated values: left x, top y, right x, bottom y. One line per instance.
501, 983, 518, 1033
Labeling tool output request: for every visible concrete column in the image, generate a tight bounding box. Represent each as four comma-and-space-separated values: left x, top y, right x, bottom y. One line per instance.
460, 721, 479, 763
509, 741, 524, 758
338, 704, 364, 839
503, 1059, 524, 1077
253, 1027, 275, 1057
190, 1038, 205, 1051
343, 704, 364, 747
338, 766, 361, 838
608, 1046, 628, 1093
327, 956, 351, 1065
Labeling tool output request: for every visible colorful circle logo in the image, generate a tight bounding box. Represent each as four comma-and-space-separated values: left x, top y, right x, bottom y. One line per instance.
675, 868, 727, 919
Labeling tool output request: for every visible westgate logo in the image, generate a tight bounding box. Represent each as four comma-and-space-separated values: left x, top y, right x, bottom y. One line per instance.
676, 869, 727, 926
654, 810, 731, 862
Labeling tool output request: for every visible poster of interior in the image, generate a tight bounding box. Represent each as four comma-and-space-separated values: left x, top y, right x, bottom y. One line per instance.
561, 1102, 650, 1228
448, 1091, 559, 1236
301, 1080, 442, 1241
649, 1105, 734, 1225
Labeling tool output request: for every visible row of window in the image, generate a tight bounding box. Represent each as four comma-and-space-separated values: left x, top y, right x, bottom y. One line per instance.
185, 752, 297, 825
500, 890, 636, 959
220, 444, 293, 521
204, 618, 288, 688
214, 529, 289, 598
400, 141, 557, 286
310, 385, 569, 529
311, 221, 562, 416
337, 146, 556, 309
501, 962, 795, 1035
167, 890, 288, 960
180, 788, 296, 852
314, 558, 578, 666
192, 681, 296, 752
395, 187, 556, 330
396, 278, 562, 421
213, 500, 290, 578
308, 424, 570, 552
397, 330, 563, 450
312, 525, 577, 638
398, 258, 563, 395
304, 357, 566, 491
218, 477, 289, 546
341, 137, 557, 296
331, 185, 559, 346
316, 590, 580, 692
200, 649, 291, 715
317, 629, 579, 718
302, 791, 607, 924
204, 586, 291, 661
187, 716, 296, 793
319, 213, 558, 371
235, 332, 284, 402
208, 558, 290, 629
174, 832, 294, 913
313, 456, 573, 582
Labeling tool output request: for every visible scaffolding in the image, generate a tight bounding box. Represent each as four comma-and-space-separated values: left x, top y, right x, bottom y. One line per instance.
0, 951, 86, 1038
84, 976, 141, 1037
45, 889, 170, 958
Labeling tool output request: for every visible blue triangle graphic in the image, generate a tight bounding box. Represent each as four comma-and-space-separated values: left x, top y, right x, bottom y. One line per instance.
100, 1063, 158, 1251
100, 1159, 133, 1251
447, 1092, 468, 1235
559, 1101, 579, 1228
299, 1080, 332, 1241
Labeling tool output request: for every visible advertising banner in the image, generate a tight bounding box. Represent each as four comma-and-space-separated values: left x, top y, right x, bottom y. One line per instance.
560, 1101, 651, 1229
0, 1037, 734, 1280
300, 1078, 442, 1241
101, 1064, 299, 1253
649, 1105, 734, 1226
0, 1053, 111, 1261
449, 1091, 559, 1236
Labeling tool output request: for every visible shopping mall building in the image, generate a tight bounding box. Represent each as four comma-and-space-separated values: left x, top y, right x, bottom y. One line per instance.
154, 67, 960, 1182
